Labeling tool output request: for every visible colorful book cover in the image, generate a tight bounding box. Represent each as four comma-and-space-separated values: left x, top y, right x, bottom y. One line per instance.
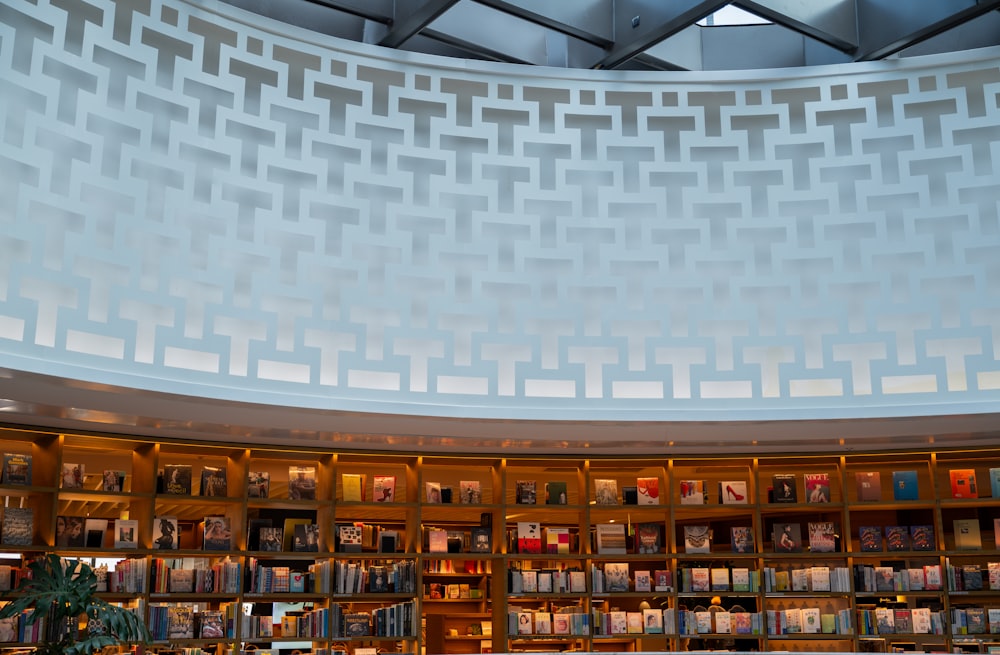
166, 606, 194, 639
910, 524, 935, 551
594, 478, 618, 504
203, 516, 232, 550
855, 471, 881, 501
373, 475, 396, 502
517, 521, 542, 554
731, 526, 753, 553
288, 466, 317, 500
61, 462, 85, 489
991, 467, 1000, 498
772, 474, 797, 503
545, 480, 568, 505
885, 525, 909, 551
424, 480, 442, 504
163, 464, 192, 495
774, 522, 802, 552
259, 526, 283, 551
595, 522, 627, 554
679, 479, 707, 505
950, 469, 978, 498
636, 476, 660, 505
292, 523, 320, 552
683, 525, 712, 554
995, 517, 1000, 549
247, 471, 270, 498
470, 526, 491, 553
544, 527, 570, 554
807, 521, 837, 553
859, 525, 883, 552
200, 610, 225, 638
804, 473, 830, 503
1, 453, 32, 486
459, 479, 482, 504
200, 466, 227, 497
152, 515, 179, 549
720, 480, 748, 504
604, 562, 630, 592
634, 522, 661, 554
891, 470, 919, 500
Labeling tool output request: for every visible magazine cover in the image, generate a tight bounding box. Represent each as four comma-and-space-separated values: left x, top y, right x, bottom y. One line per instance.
259, 526, 283, 551
804, 473, 830, 503
683, 525, 711, 554
635, 522, 662, 554
885, 525, 910, 552
56, 515, 86, 547
2, 453, 32, 486
61, 463, 85, 489
373, 475, 396, 502
807, 521, 837, 553
114, 519, 138, 548
594, 479, 618, 505
771, 474, 797, 503
200, 466, 228, 497
515, 480, 536, 504
636, 476, 660, 505
163, 464, 192, 495
731, 526, 753, 553
773, 522, 802, 552
102, 470, 125, 492
203, 516, 232, 550
288, 466, 317, 500
545, 481, 568, 505
1, 507, 33, 546
459, 480, 482, 504
859, 525, 883, 552
293, 523, 320, 552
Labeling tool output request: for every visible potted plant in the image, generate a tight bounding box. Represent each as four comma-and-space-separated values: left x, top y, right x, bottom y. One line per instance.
0, 553, 150, 655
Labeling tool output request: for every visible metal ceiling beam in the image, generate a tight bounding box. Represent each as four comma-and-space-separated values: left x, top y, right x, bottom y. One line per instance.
856, 0, 1000, 61
592, 0, 732, 70
378, 0, 462, 49
300, 0, 394, 24
735, 0, 858, 52
416, 28, 536, 65
473, 0, 615, 48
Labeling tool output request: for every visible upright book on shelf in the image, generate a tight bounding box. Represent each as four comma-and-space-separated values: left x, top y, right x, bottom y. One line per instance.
910, 524, 935, 551
102, 469, 125, 492
804, 473, 830, 503
515, 480, 536, 504
113, 519, 138, 548
950, 469, 978, 498
56, 516, 85, 547
153, 516, 179, 549
595, 522, 627, 554
200, 466, 227, 497
730, 526, 753, 553
885, 525, 909, 552
855, 471, 882, 501
771, 474, 797, 503
720, 480, 748, 504
859, 525, 883, 552
1, 453, 32, 486
517, 521, 542, 554
635, 522, 662, 554
990, 467, 1000, 498
683, 525, 711, 554
636, 476, 660, 505
594, 478, 618, 504
807, 522, 837, 553
61, 463, 85, 489
892, 470, 919, 500
545, 481, 567, 504
203, 516, 232, 550
954, 518, 982, 549
679, 479, 707, 505
773, 522, 802, 552
1, 507, 33, 546
373, 475, 396, 502
163, 464, 192, 495
288, 466, 317, 499
247, 471, 270, 498
459, 480, 481, 504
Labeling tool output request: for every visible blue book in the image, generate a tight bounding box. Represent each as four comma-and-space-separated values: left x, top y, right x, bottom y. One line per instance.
991, 468, 1000, 498
892, 470, 919, 500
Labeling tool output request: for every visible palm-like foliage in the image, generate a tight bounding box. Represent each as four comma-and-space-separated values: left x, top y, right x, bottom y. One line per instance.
0, 554, 150, 655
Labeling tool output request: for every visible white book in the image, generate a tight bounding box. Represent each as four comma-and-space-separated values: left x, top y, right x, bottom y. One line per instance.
710, 567, 729, 591
791, 568, 809, 591
801, 607, 821, 634
731, 567, 750, 591
714, 611, 731, 634
534, 612, 552, 635
810, 566, 831, 591
785, 608, 802, 634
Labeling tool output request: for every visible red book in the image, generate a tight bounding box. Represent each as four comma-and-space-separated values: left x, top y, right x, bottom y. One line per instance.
950, 469, 978, 498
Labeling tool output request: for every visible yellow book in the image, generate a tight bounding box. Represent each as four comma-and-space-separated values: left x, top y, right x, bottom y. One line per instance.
343, 473, 366, 502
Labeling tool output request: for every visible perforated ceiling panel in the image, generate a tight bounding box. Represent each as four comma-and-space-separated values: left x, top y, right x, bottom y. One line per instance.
1, 0, 999, 429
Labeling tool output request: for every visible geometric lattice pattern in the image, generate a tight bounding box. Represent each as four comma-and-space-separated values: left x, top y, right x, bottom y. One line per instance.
1, 0, 999, 421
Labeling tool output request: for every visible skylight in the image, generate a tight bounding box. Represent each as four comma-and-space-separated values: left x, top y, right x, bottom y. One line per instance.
699, 5, 771, 26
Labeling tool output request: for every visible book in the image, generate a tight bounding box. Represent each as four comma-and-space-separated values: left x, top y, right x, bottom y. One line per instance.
544, 527, 571, 554
459, 480, 481, 504
61, 462, 85, 489
634, 570, 651, 592
991, 467, 1000, 498
373, 475, 396, 502
113, 518, 138, 548
732, 567, 751, 591
169, 568, 195, 593
653, 569, 671, 592
807, 521, 837, 553
246, 518, 271, 550
635, 522, 661, 554
683, 524, 711, 553
622, 485, 638, 504
515, 480, 536, 504
720, 480, 748, 504
1, 453, 31, 485
690, 568, 710, 592
200, 466, 227, 497
595, 522, 627, 554
804, 472, 831, 503
152, 515, 179, 549
604, 562, 630, 592
247, 471, 270, 498
259, 526, 283, 551
288, 466, 317, 499
910, 524, 935, 551
84, 518, 108, 548
855, 471, 882, 501
471, 526, 492, 553
163, 464, 192, 495
774, 522, 802, 552
102, 469, 125, 492
711, 567, 729, 591
56, 515, 86, 547
679, 479, 707, 504
293, 523, 319, 552
424, 480, 442, 503
199, 610, 225, 638
859, 525, 883, 551
643, 608, 663, 634
167, 605, 194, 638
954, 518, 982, 549
950, 469, 978, 498
996, 517, 1000, 548
517, 521, 542, 554
885, 525, 909, 552
892, 470, 919, 500
203, 516, 232, 550
594, 478, 618, 504
1, 507, 32, 546
772, 473, 797, 502
344, 613, 370, 636
545, 481, 567, 504
636, 476, 660, 505
731, 526, 753, 553
426, 528, 448, 553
